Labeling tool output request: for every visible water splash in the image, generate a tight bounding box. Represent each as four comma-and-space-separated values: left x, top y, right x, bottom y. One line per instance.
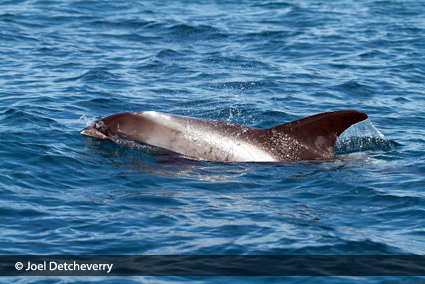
335, 119, 400, 154
79, 115, 97, 127
341, 119, 385, 138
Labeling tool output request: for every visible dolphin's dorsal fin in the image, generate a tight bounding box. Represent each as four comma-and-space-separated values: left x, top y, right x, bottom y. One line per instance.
267, 110, 368, 158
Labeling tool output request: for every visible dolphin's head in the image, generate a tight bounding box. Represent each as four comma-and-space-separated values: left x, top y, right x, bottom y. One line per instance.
81, 112, 136, 140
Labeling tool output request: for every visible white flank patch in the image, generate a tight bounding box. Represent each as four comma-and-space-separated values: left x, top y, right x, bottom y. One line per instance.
140, 111, 277, 162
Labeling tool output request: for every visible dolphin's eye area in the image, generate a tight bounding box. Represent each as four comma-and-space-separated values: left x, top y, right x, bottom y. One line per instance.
93, 120, 110, 134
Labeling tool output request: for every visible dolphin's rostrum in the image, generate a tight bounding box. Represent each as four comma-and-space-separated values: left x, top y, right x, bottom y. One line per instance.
81, 110, 368, 162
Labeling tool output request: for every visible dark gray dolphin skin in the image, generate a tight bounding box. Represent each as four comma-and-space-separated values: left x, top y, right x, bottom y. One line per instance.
81, 110, 368, 162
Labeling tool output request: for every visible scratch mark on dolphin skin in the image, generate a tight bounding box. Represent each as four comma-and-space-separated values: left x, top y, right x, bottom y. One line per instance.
315, 136, 326, 148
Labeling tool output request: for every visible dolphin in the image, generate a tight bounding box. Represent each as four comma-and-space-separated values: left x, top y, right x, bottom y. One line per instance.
81, 110, 368, 162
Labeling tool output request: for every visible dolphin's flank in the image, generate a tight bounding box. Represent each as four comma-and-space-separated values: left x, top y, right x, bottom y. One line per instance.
81, 110, 368, 162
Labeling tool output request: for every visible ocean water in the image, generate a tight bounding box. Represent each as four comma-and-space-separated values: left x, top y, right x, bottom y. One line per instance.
1, 0, 425, 282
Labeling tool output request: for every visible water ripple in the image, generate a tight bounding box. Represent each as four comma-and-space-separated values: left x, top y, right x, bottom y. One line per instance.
0, 1, 424, 280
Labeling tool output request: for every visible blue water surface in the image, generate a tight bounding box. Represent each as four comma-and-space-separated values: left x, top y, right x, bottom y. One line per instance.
1, 0, 425, 283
